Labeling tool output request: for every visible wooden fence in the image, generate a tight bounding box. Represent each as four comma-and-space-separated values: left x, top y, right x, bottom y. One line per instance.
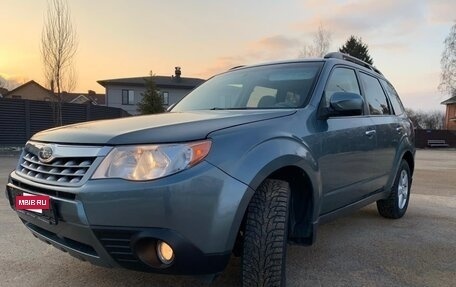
414, 129, 456, 148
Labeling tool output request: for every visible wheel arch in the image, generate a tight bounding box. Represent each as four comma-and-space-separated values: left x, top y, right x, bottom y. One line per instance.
213, 137, 322, 252
402, 150, 415, 176
268, 165, 317, 245
386, 145, 415, 194
232, 156, 321, 250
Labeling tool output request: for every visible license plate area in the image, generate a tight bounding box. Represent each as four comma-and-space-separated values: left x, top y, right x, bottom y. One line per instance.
8, 187, 58, 225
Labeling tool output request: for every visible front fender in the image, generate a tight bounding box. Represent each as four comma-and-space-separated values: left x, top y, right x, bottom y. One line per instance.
206, 136, 322, 223
230, 137, 318, 190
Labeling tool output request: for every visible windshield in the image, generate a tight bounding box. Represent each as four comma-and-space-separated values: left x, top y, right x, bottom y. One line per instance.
172, 62, 323, 111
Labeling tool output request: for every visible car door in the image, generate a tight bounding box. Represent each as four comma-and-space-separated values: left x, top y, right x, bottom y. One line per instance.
318, 67, 377, 214
358, 72, 398, 190
380, 78, 412, 162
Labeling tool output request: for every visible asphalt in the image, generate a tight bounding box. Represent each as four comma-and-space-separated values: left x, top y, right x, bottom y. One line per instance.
0, 149, 455, 287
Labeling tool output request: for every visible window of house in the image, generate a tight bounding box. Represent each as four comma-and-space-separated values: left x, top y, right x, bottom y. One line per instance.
162, 92, 169, 105
122, 90, 134, 105
322, 68, 361, 108
359, 73, 391, 115
380, 79, 405, 115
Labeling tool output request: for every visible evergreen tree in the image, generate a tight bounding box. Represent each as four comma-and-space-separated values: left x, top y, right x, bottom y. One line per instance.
339, 36, 373, 65
137, 72, 165, 114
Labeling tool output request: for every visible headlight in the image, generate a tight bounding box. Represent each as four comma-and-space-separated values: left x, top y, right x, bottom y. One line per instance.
92, 140, 211, 181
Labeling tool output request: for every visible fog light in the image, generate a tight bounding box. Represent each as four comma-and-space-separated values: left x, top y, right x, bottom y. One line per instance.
157, 240, 174, 264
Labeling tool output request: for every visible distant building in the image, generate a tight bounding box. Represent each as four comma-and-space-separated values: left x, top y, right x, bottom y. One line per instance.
61, 91, 105, 105
97, 67, 205, 115
441, 94, 456, 130
3, 80, 105, 105
4, 80, 52, 101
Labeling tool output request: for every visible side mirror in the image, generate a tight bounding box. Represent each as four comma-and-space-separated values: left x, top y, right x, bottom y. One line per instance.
327, 92, 364, 117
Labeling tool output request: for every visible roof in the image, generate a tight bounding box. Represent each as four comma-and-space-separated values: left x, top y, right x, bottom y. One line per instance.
6, 80, 51, 95
226, 54, 385, 79
97, 76, 205, 89
441, 95, 456, 105
6, 80, 105, 104
61, 92, 106, 105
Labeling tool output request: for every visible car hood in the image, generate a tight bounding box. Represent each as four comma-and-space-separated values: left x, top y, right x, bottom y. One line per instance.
31, 110, 296, 145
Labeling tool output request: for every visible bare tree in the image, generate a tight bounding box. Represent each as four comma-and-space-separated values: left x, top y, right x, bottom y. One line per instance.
299, 23, 332, 58
405, 108, 445, 130
41, 0, 78, 125
0, 76, 7, 91
439, 22, 456, 98
0, 75, 22, 91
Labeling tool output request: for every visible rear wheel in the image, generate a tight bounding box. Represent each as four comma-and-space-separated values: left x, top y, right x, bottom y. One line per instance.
377, 160, 411, 219
241, 179, 290, 287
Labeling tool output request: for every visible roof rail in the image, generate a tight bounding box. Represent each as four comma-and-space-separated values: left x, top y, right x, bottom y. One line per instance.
229, 65, 245, 70
324, 52, 382, 75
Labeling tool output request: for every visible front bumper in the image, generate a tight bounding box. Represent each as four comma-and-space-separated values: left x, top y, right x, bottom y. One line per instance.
6, 161, 253, 275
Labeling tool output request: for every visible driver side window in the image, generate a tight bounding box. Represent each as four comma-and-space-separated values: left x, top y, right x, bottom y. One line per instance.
323, 68, 361, 108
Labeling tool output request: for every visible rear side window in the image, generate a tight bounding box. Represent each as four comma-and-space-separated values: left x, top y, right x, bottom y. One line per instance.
359, 73, 391, 115
323, 67, 361, 108
380, 79, 405, 115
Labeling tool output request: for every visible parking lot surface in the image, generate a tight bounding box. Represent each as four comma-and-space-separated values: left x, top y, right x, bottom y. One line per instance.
1, 149, 455, 287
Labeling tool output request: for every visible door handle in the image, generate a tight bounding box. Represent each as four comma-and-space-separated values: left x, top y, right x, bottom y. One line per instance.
365, 130, 376, 137
396, 126, 403, 134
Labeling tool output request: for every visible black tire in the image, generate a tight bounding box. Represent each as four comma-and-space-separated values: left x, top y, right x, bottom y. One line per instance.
377, 160, 411, 219
241, 179, 290, 287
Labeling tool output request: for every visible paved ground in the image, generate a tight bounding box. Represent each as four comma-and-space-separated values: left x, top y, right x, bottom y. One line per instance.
0, 150, 455, 287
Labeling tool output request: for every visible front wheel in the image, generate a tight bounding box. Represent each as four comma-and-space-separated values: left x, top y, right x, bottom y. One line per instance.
377, 160, 412, 219
241, 179, 290, 287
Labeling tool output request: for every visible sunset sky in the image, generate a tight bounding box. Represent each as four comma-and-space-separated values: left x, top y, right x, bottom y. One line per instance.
1, 0, 455, 111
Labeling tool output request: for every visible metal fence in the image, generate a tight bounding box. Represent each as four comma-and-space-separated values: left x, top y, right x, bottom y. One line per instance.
0, 98, 129, 145
415, 129, 456, 148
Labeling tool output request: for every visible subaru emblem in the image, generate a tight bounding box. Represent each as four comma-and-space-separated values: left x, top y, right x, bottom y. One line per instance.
39, 146, 54, 162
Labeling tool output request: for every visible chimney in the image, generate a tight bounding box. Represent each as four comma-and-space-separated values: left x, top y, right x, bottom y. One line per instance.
87, 90, 97, 104
175, 66, 181, 80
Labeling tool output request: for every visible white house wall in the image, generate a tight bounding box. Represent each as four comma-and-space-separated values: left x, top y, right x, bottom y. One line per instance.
105, 86, 192, 115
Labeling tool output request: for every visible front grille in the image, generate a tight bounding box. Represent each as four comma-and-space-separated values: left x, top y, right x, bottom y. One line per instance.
10, 179, 76, 200
94, 229, 140, 265
18, 152, 95, 185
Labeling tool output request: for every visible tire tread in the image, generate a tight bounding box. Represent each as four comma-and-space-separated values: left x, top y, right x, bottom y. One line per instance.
242, 179, 290, 287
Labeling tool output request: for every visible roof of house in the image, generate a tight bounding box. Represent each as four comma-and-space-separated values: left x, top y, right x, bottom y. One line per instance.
97, 76, 205, 89
5, 80, 105, 104
441, 95, 456, 105
6, 80, 51, 95
61, 92, 106, 105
